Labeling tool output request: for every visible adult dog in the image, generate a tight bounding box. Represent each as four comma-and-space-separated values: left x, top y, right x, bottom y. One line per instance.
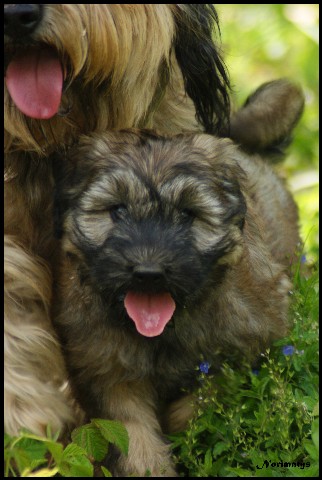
52, 80, 303, 476
4, 4, 230, 436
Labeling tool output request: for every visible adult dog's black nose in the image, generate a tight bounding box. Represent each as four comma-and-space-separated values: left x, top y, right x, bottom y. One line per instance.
4, 4, 43, 38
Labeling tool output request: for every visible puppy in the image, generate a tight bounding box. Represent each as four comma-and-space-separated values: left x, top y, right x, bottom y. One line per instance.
52, 80, 303, 476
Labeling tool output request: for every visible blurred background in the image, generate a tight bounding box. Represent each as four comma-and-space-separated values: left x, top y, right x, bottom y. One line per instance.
217, 4, 319, 264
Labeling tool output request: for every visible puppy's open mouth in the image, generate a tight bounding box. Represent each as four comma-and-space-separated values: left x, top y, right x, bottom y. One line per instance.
124, 292, 176, 337
5, 46, 63, 119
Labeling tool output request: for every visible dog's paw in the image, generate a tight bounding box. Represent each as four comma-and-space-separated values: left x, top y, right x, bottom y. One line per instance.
114, 420, 177, 477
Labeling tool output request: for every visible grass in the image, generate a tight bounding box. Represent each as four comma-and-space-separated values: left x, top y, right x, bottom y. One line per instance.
170, 256, 319, 477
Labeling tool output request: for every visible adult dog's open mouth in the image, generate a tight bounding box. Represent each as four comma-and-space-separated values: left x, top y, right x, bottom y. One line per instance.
5, 46, 63, 119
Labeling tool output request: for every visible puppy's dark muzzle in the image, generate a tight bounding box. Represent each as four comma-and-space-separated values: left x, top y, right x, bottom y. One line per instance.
4, 4, 43, 39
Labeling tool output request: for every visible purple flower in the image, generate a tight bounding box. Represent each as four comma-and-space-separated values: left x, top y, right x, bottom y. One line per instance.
282, 345, 295, 356
301, 254, 307, 264
199, 361, 210, 374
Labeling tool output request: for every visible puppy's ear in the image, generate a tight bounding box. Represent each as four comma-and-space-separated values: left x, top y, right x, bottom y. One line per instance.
174, 5, 231, 136
230, 79, 304, 156
190, 134, 247, 230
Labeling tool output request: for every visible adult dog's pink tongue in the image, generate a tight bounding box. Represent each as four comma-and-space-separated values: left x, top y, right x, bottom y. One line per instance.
124, 292, 176, 337
5, 48, 63, 119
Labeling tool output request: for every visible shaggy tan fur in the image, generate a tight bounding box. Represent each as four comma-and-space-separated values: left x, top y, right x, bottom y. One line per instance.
51, 80, 303, 476
4, 4, 230, 436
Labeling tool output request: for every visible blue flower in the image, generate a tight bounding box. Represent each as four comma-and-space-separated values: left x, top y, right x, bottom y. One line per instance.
301, 254, 307, 264
252, 369, 260, 376
282, 345, 295, 356
199, 361, 210, 374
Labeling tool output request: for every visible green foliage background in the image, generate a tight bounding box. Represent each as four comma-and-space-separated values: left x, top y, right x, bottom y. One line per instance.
217, 3, 319, 262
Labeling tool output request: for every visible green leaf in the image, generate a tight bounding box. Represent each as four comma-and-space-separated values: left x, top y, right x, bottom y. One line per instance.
59, 443, 93, 477
8, 438, 48, 474
12, 448, 31, 475
20, 466, 59, 477
303, 440, 318, 461
101, 465, 113, 477
228, 466, 260, 477
63, 443, 87, 457
288, 464, 319, 477
91, 419, 129, 456
15, 437, 47, 460
44, 440, 64, 464
204, 449, 213, 472
212, 441, 229, 458
311, 418, 319, 448
4, 433, 13, 448
72, 423, 108, 462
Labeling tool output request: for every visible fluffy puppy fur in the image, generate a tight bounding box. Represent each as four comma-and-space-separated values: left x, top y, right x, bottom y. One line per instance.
4, 4, 230, 435
52, 80, 303, 476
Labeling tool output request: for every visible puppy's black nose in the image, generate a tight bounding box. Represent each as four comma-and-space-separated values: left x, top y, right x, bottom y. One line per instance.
4, 4, 43, 38
133, 264, 165, 285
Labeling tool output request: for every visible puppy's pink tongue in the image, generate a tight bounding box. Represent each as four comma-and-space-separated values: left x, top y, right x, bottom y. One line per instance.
124, 292, 176, 337
5, 48, 63, 119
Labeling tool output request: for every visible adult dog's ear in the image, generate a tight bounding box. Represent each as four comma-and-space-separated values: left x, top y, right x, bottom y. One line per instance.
230, 79, 305, 156
174, 5, 231, 136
